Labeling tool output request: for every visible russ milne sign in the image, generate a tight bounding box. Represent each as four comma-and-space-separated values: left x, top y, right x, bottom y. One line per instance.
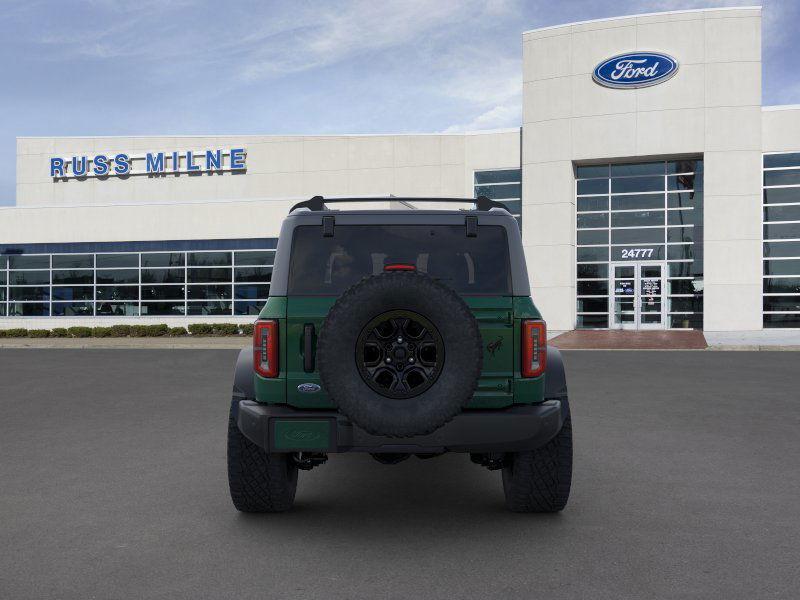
50, 148, 246, 179
593, 52, 678, 89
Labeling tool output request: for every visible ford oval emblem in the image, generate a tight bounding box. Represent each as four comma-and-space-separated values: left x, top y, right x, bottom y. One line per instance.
297, 383, 321, 394
593, 52, 678, 89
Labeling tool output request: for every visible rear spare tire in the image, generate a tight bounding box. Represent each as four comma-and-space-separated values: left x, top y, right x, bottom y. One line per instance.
317, 271, 482, 437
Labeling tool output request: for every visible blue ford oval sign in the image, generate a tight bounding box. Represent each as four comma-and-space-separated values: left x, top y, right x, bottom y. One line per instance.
593, 52, 678, 89
297, 383, 321, 394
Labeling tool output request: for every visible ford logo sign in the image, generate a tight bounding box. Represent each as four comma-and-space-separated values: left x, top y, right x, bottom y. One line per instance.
593, 52, 678, 89
297, 383, 321, 394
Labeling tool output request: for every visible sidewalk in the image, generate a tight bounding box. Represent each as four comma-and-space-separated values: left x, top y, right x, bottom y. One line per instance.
0, 337, 249, 349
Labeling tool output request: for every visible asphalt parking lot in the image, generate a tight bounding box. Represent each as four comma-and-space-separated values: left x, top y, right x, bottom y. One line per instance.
1, 349, 798, 600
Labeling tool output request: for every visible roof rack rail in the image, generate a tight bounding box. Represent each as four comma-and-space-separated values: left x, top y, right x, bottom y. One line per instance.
289, 195, 507, 213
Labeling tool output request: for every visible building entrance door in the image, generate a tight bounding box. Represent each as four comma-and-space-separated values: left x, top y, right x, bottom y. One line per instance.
610, 262, 666, 330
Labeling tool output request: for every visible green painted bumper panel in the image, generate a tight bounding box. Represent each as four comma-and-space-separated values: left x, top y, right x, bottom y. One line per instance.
272, 419, 333, 451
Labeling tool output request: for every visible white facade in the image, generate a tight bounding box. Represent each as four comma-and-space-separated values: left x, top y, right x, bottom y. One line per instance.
3, 6, 800, 332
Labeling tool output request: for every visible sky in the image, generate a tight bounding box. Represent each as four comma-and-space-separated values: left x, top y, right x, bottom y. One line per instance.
1, 0, 798, 206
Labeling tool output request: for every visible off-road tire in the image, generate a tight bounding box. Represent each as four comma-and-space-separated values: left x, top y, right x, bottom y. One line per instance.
502, 403, 572, 513
317, 271, 483, 438
227, 403, 298, 512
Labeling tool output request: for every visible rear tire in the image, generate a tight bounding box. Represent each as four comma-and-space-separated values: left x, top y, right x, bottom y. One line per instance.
502, 402, 572, 513
227, 402, 298, 512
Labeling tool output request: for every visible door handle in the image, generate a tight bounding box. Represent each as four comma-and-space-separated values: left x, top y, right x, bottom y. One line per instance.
303, 324, 315, 372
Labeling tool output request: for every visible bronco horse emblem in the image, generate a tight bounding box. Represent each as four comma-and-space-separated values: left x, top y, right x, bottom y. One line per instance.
487, 336, 503, 357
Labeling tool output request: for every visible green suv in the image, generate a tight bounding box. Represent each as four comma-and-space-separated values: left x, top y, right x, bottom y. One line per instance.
227, 196, 572, 512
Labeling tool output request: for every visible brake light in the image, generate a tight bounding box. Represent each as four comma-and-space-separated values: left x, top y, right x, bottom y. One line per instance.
384, 263, 416, 271
253, 320, 279, 378
521, 320, 546, 378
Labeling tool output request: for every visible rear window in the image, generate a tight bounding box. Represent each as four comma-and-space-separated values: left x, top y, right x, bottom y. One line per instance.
287, 225, 511, 295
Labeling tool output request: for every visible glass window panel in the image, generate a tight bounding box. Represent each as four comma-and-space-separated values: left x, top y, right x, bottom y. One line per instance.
667, 174, 700, 191
667, 191, 702, 209
234, 251, 274, 266
667, 160, 702, 174
187, 284, 232, 300
764, 205, 800, 222
577, 197, 608, 212
96, 254, 138, 268
235, 300, 265, 316
474, 169, 520, 184
10, 287, 49, 301
52, 270, 92, 284
96, 286, 139, 301
577, 314, 608, 328
615, 265, 635, 278
611, 246, 665, 261
9, 255, 49, 269
576, 179, 608, 195
764, 241, 800, 258
611, 162, 664, 177
668, 262, 695, 277
611, 176, 663, 194
577, 264, 608, 279
9, 270, 50, 285
667, 245, 694, 261
234, 284, 270, 299
0, 304, 5, 316
764, 170, 800, 187
141, 285, 185, 300
188, 267, 231, 283
667, 209, 698, 226
577, 298, 608, 312
670, 314, 703, 329
763, 187, 800, 204
499, 200, 521, 215
0, 287, 5, 300
577, 281, 608, 295
8, 302, 49, 316
475, 183, 521, 199
141, 268, 185, 284
186, 301, 233, 316
576, 165, 608, 178
764, 223, 800, 240
52, 254, 93, 269
96, 269, 138, 284
764, 259, 800, 276
234, 266, 272, 283
577, 230, 608, 245
764, 153, 800, 169
669, 297, 703, 312
577, 246, 609, 262
577, 213, 608, 229
0, 255, 6, 269
763, 277, 800, 294
96, 302, 139, 316
141, 253, 185, 268
668, 279, 701, 295
52, 302, 93, 317
0, 272, 5, 286
52, 286, 94, 301
764, 314, 800, 328
140, 302, 186, 316
611, 228, 664, 244
611, 210, 664, 228
611, 194, 664, 210
188, 251, 232, 266
667, 227, 694, 243
763, 296, 800, 312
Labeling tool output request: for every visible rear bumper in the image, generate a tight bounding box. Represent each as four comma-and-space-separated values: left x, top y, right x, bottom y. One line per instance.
236, 400, 563, 454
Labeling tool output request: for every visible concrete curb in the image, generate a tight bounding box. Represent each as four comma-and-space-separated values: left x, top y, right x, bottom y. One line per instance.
0, 338, 248, 349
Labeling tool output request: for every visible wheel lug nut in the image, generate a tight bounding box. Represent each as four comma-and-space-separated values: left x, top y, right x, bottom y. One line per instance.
385, 357, 392, 363
409, 357, 415, 363
397, 337, 403, 343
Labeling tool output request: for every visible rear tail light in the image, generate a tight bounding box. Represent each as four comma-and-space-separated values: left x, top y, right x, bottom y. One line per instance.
521, 320, 546, 378
384, 263, 416, 271
253, 320, 279, 378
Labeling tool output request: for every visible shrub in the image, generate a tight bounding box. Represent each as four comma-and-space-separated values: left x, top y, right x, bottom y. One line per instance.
92, 327, 113, 338
67, 326, 93, 338
239, 323, 254, 336
4, 328, 28, 338
109, 324, 132, 337
212, 323, 239, 336
188, 323, 213, 336
146, 324, 169, 337
130, 325, 148, 337
50, 328, 69, 338
28, 329, 51, 338
167, 326, 188, 336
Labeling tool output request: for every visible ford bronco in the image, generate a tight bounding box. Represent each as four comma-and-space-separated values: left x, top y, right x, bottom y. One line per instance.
227, 196, 572, 512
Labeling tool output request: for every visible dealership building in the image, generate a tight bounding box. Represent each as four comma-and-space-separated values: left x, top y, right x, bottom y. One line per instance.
2, 6, 800, 334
